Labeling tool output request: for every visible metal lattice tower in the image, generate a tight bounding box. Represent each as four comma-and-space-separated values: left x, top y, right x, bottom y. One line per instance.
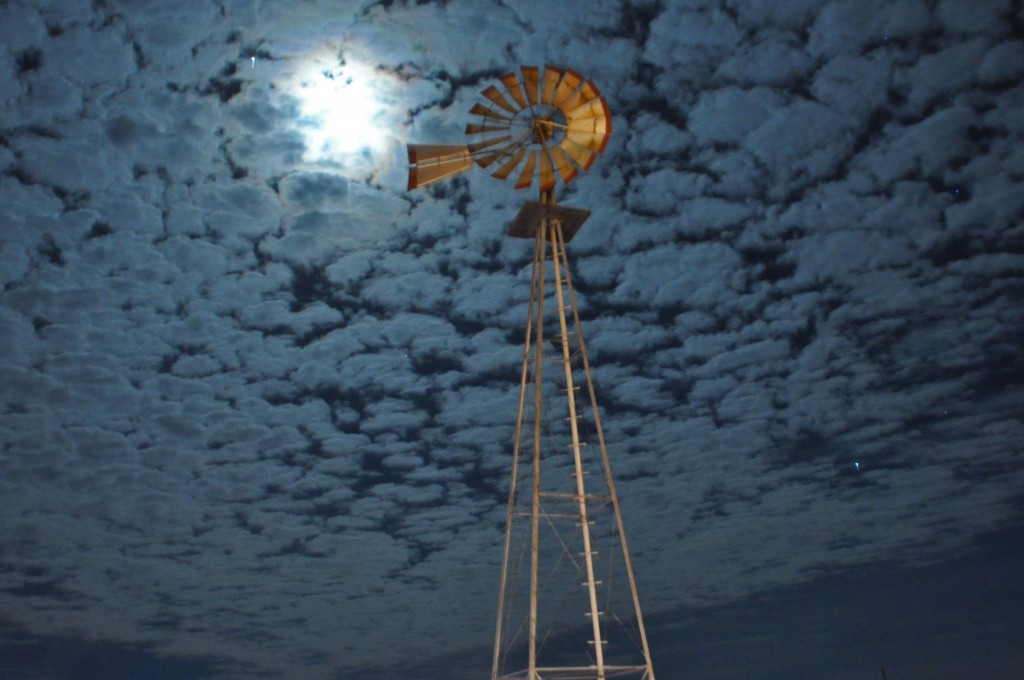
407, 65, 656, 680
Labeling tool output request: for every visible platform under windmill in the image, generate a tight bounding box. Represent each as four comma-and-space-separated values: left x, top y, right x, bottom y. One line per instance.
407, 64, 656, 680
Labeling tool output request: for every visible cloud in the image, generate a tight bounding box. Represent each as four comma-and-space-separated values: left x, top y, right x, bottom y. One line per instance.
0, 1, 1021, 679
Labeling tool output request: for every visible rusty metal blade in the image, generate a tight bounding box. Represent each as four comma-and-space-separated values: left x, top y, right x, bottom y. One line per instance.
499, 72, 527, 108
565, 120, 610, 153
521, 65, 540, 106
565, 96, 612, 132
467, 135, 510, 154
482, 84, 517, 113
556, 79, 600, 116
476, 140, 523, 169
565, 98, 605, 121
558, 137, 597, 171
551, 68, 583, 108
541, 64, 563, 105
567, 113, 611, 136
492, 145, 527, 180
465, 122, 510, 135
470, 102, 512, 120
549, 145, 578, 185
515, 150, 537, 189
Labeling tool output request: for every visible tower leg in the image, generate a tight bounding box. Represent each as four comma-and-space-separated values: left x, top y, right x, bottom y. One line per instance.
492, 232, 544, 680
554, 225, 657, 680
528, 226, 546, 680
550, 219, 606, 679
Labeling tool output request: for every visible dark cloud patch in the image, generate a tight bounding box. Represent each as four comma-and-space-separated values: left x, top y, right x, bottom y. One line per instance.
14, 47, 43, 74
974, 355, 1024, 397
288, 265, 334, 309
37, 234, 64, 266
104, 114, 143, 146
768, 429, 834, 469
201, 62, 244, 103
216, 135, 248, 180
279, 172, 348, 210
86, 220, 113, 239
4, 164, 35, 186
602, 0, 663, 43
3, 578, 71, 599
129, 39, 147, 69
52, 185, 90, 212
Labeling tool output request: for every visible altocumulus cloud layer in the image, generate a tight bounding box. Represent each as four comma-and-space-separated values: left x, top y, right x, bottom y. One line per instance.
1, 0, 1022, 679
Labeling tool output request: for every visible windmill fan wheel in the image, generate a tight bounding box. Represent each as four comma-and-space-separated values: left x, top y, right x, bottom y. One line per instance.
407, 64, 612, 192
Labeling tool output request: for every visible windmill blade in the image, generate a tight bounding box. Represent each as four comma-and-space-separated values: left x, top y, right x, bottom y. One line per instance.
576, 79, 603, 101
515, 150, 537, 189
477, 139, 526, 169
551, 68, 583, 109
468, 135, 511, 155
556, 79, 601, 116
491, 145, 527, 180
521, 65, 540, 106
541, 64, 563, 105
499, 71, 527, 108
407, 143, 473, 190
549, 145, 578, 185
482, 84, 517, 114
538, 148, 556, 191
466, 122, 510, 135
565, 96, 612, 128
566, 118, 611, 153
470, 102, 512, 121
558, 137, 598, 171
562, 93, 611, 154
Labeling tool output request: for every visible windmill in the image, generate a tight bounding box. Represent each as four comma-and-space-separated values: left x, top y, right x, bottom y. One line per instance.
407, 64, 655, 680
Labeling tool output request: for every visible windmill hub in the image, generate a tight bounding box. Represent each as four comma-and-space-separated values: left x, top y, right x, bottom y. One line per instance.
525, 109, 565, 147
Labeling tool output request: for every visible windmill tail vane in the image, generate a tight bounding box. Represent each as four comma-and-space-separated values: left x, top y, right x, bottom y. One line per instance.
406, 143, 473, 190
407, 64, 611, 192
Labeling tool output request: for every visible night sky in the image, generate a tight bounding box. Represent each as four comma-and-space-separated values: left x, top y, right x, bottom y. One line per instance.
1, 1, 1023, 679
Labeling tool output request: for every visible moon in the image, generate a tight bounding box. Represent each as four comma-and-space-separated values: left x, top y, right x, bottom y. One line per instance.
287, 52, 396, 165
